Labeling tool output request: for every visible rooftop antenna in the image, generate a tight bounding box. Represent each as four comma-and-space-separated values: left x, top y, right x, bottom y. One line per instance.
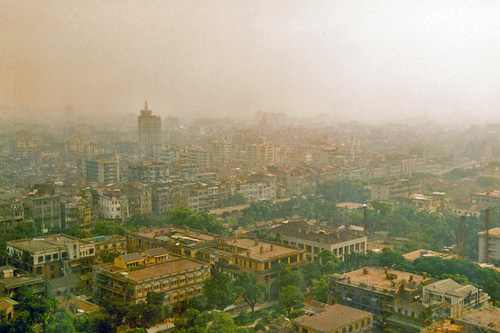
144, 101, 148, 111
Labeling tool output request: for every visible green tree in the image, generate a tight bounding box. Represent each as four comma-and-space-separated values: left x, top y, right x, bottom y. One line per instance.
278, 286, 304, 316
311, 275, 329, 303
203, 272, 235, 310
234, 273, 268, 313
207, 312, 237, 333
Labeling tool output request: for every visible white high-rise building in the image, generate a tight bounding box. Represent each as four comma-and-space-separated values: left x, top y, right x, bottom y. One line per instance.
138, 101, 161, 160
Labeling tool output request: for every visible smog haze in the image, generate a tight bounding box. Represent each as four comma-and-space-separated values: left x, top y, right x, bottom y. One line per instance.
2, 0, 500, 124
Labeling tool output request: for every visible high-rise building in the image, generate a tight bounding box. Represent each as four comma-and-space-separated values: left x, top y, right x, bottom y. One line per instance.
138, 101, 161, 160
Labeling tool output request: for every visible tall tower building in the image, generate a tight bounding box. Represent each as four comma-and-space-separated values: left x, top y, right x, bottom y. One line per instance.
138, 101, 161, 160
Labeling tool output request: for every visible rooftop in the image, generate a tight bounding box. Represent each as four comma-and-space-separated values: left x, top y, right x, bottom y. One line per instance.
333, 267, 433, 294
229, 238, 303, 261
293, 304, 372, 332
99, 255, 208, 282
7, 234, 92, 253
403, 249, 454, 262
118, 253, 145, 263
455, 306, 500, 331
143, 247, 169, 257
270, 221, 364, 245
478, 227, 500, 237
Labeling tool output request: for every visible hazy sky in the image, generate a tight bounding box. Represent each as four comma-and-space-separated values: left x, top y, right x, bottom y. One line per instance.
2, 0, 500, 122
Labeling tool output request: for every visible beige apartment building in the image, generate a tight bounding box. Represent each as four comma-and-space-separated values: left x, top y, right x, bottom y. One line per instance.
93, 248, 210, 306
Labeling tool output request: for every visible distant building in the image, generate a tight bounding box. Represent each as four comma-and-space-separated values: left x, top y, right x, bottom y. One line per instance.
129, 160, 169, 184
85, 157, 120, 185
471, 191, 500, 206
292, 304, 373, 333
95, 187, 129, 222
27, 192, 61, 231
0, 200, 24, 228
93, 249, 210, 306
138, 102, 161, 160
478, 227, 500, 263
370, 178, 420, 202
269, 221, 367, 262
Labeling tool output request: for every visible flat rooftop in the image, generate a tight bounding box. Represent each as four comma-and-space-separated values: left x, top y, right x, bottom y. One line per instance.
403, 249, 454, 262
99, 255, 208, 282
130, 227, 215, 243
230, 238, 303, 261
293, 304, 372, 332
478, 227, 500, 238
335, 267, 432, 293
8, 234, 92, 253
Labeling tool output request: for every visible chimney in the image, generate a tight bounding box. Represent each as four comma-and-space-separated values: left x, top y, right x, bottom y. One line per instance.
254, 239, 259, 246
423, 272, 427, 279
363, 267, 369, 275
270, 244, 274, 251
384, 267, 388, 274
246, 251, 251, 258
260, 246, 264, 253
233, 236, 237, 243
409, 275, 413, 282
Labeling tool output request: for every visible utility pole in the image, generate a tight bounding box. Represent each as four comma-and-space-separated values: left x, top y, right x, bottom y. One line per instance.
457, 215, 465, 259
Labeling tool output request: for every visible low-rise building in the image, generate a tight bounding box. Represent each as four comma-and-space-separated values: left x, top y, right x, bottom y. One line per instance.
6, 235, 95, 280
0, 266, 44, 298
197, 238, 306, 297
0, 200, 24, 228
83, 235, 127, 260
93, 249, 210, 306
330, 267, 434, 330
292, 304, 373, 333
269, 221, 367, 262
422, 279, 489, 320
